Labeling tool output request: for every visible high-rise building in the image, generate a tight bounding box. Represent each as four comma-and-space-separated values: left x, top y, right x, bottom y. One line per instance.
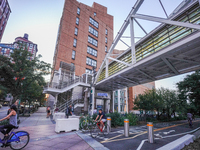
0, 33, 38, 60
52, 0, 113, 77
0, 0, 11, 41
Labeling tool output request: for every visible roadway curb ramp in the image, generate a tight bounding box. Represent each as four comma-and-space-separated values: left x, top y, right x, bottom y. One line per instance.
77, 132, 109, 150
156, 134, 194, 150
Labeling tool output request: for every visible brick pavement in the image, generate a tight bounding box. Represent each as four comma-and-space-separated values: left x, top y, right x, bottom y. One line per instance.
0, 107, 108, 150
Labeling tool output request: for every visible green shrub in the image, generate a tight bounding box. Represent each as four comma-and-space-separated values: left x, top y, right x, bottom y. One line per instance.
124, 113, 138, 126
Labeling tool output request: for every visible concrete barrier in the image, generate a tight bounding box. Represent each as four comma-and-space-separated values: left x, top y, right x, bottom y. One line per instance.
53, 112, 65, 120
55, 118, 79, 133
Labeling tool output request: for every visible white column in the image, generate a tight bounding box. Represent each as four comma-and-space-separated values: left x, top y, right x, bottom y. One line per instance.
113, 91, 114, 112
53, 94, 58, 120
105, 58, 109, 78
91, 87, 95, 115
118, 90, 120, 113
126, 88, 129, 113
130, 17, 136, 64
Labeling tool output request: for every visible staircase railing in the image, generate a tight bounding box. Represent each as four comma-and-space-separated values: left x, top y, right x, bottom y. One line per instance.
44, 73, 92, 90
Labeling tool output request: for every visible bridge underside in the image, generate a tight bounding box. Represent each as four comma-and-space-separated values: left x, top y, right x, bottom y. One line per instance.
95, 32, 200, 91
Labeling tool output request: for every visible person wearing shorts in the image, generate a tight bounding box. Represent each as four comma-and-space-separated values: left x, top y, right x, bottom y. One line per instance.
95, 109, 107, 129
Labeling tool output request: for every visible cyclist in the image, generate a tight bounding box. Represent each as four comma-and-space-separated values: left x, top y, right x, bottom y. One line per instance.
187, 111, 193, 127
95, 109, 107, 130
0, 105, 18, 141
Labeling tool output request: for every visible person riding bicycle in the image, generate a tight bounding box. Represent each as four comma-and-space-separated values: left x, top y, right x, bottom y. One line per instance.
95, 109, 107, 130
187, 111, 193, 127
0, 105, 18, 141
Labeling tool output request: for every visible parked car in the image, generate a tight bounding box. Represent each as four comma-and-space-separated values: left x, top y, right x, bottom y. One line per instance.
0, 104, 2, 108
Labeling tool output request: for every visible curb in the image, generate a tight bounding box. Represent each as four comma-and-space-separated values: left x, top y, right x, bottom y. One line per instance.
77, 131, 109, 150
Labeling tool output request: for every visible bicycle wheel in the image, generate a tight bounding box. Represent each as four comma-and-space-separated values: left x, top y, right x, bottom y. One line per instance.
9, 131, 29, 150
90, 125, 99, 138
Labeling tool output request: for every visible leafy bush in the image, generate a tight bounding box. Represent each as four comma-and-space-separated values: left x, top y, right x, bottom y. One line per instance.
124, 113, 138, 126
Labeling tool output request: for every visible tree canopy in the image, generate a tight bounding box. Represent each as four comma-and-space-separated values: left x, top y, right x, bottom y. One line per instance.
0, 43, 51, 104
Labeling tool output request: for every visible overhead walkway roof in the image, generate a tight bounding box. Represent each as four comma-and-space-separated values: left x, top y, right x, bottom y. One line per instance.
95, 0, 200, 91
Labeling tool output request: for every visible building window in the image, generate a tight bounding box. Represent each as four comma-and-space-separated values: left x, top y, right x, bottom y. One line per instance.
72, 50, 76, 59
105, 37, 107, 44
77, 7, 80, 15
94, 12, 96, 16
74, 27, 78, 36
105, 29, 108, 35
88, 36, 98, 47
73, 39, 77, 47
76, 17, 79, 25
87, 46, 97, 57
89, 26, 98, 37
86, 68, 92, 74
86, 57, 97, 67
105, 46, 107, 52
89, 17, 99, 28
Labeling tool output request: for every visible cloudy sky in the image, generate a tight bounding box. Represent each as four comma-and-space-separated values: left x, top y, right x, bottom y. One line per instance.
2, 0, 192, 90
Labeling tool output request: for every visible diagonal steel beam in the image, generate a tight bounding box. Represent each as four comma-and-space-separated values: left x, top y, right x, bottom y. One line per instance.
159, 0, 168, 18
161, 57, 179, 75
108, 57, 131, 67
133, 18, 148, 34
118, 75, 139, 85
132, 13, 200, 30
119, 39, 131, 48
136, 69, 156, 80
166, 56, 200, 64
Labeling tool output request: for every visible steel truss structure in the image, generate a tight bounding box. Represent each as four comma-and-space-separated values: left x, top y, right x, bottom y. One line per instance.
95, 0, 200, 91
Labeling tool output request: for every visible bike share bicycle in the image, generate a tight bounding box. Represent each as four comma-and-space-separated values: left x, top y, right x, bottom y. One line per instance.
90, 120, 111, 138
0, 126, 29, 150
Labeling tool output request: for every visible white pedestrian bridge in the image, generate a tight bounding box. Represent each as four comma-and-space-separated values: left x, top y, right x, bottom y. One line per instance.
95, 0, 200, 91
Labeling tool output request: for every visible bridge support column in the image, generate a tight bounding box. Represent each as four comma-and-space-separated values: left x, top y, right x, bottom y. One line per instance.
83, 88, 88, 114
105, 58, 109, 78
91, 87, 95, 115
118, 90, 120, 112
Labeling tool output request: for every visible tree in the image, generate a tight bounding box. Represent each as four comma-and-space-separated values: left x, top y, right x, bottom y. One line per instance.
0, 43, 51, 104
177, 71, 200, 115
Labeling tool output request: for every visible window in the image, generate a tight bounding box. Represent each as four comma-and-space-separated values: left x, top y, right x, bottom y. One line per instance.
72, 50, 76, 59
86, 68, 92, 74
73, 39, 77, 47
88, 36, 98, 47
77, 7, 80, 15
105, 37, 107, 44
89, 26, 98, 37
74, 27, 78, 36
105, 29, 108, 35
76, 17, 79, 25
94, 12, 96, 16
89, 17, 99, 28
86, 57, 97, 67
105, 46, 107, 52
87, 46, 97, 57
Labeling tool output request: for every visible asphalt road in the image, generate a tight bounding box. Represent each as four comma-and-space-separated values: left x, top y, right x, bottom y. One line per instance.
0, 106, 9, 119
84, 119, 200, 150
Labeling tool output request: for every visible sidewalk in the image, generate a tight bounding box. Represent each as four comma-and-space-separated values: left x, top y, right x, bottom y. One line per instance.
1, 107, 107, 150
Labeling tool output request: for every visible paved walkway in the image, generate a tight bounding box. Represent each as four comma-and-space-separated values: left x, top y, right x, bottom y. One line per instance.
0, 107, 107, 150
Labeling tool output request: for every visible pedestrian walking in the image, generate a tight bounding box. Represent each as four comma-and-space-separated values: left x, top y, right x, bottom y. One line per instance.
46, 106, 51, 118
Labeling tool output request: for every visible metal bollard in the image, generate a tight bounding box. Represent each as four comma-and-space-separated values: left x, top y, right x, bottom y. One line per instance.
124, 119, 129, 137
147, 122, 154, 143
107, 117, 111, 133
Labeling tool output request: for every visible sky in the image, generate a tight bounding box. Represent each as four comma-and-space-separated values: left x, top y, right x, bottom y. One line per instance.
2, 0, 193, 90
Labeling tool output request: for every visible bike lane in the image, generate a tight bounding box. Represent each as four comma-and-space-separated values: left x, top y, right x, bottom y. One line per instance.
88, 119, 200, 150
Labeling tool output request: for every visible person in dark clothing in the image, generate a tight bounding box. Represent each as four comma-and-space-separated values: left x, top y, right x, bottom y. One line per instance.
65, 105, 72, 118
95, 109, 107, 129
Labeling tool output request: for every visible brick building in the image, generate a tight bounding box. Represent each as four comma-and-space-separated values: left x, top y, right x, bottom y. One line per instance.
0, 33, 38, 60
52, 0, 113, 77
0, 0, 11, 41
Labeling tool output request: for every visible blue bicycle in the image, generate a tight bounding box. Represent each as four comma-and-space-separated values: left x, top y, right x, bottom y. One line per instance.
0, 126, 29, 150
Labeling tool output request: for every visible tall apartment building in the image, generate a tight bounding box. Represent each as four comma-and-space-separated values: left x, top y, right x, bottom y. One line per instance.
0, 33, 38, 60
52, 0, 113, 78
0, 0, 11, 41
